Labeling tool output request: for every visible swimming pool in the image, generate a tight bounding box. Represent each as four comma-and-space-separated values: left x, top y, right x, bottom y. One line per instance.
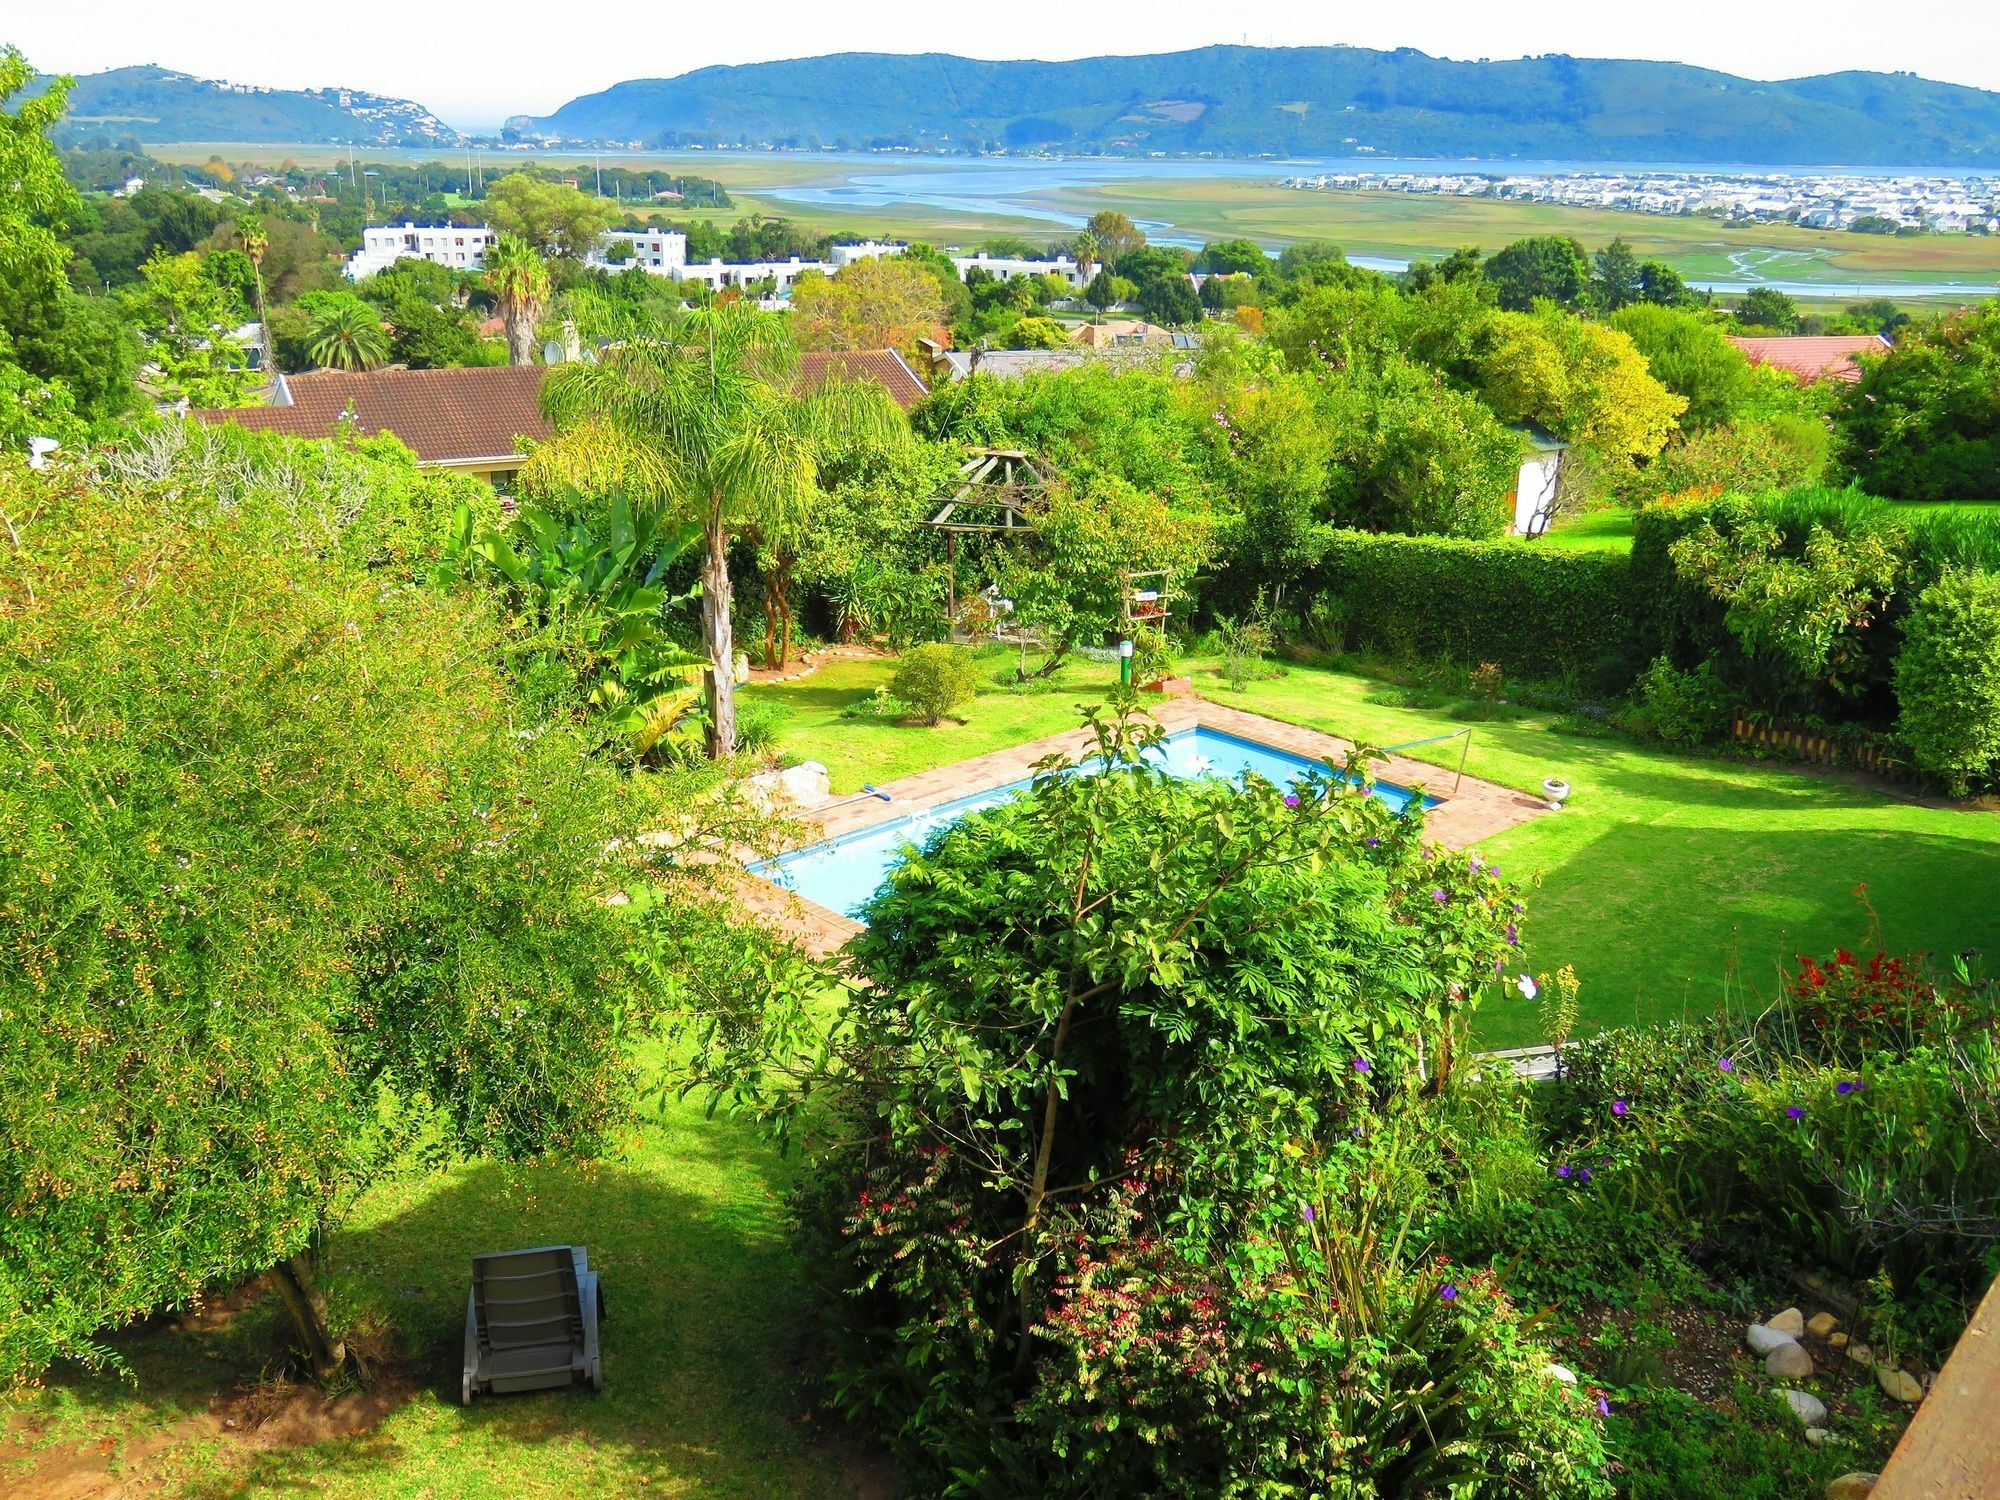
755, 726, 1434, 921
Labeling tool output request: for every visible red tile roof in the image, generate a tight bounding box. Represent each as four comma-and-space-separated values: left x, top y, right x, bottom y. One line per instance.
191, 349, 929, 466
1726, 334, 1889, 384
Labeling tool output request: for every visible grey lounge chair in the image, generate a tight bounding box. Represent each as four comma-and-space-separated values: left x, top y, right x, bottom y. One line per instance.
461, 1245, 604, 1405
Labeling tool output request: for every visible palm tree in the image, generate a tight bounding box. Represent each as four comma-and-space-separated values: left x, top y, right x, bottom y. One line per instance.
237, 216, 271, 362
483, 235, 549, 366
529, 298, 904, 757
305, 298, 389, 371
1073, 229, 1100, 283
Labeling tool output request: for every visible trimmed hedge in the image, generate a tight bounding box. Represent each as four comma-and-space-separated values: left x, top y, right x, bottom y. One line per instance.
1305, 530, 1640, 686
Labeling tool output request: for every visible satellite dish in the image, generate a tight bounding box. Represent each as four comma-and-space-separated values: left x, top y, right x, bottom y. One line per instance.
542, 339, 564, 364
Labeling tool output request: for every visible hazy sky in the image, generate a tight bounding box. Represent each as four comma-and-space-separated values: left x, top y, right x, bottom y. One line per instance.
11, 1, 1998, 128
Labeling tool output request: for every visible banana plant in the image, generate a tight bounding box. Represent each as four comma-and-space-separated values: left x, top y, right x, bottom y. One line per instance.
440, 493, 708, 762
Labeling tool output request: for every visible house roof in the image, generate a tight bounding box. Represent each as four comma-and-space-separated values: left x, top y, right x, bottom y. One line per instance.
1726, 334, 1890, 384
190, 349, 929, 466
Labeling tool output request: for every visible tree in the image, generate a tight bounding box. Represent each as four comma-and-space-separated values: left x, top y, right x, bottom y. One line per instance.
1070, 229, 1100, 282
1198, 238, 1271, 277
1402, 246, 1492, 300
1833, 305, 2000, 500
1895, 570, 2000, 796
1084, 210, 1145, 268
1638, 260, 1698, 307
1475, 307, 1686, 459
1734, 286, 1801, 333
482, 235, 549, 366
0, 453, 641, 1381
483, 172, 615, 260
788, 256, 949, 356
1482, 236, 1590, 311
527, 299, 905, 756
1590, 237, 1643, 311
305, 293, 390, 371
123, 250, 255, 407
1609, 303, 1754, 431
237, 214, 272, 344
997, 315, 1073, 350
1137, 270, 1199, 326
0, 48, 76, 290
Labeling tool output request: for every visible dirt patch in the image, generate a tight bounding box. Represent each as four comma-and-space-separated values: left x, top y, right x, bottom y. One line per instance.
1, 1410, 217, 1500
210, 1324, 418, 1453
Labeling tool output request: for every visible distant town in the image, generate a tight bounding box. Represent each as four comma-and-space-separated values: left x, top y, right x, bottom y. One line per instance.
1283, 168, 2000, 234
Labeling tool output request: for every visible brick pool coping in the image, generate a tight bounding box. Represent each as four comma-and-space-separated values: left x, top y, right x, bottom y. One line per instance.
735, 698, 1552, 957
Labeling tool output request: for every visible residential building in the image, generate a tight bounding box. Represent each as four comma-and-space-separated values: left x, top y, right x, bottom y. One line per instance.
673, 256, 832, 294
950, 252, 1090, 289
829, 241, 907, 268
187, 352, 929, 485
1071, 319, 1173, 349
587, 229, 690, 273
1726, 334, 1892, 384
346, 222, 496, 279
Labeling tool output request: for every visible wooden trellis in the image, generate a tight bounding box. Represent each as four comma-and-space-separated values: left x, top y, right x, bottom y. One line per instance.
919, 448, 1048, 631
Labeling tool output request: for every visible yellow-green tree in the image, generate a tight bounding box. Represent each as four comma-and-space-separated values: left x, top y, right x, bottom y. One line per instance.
1476, 306, 1685, 459
483, 172, 615, 261
789, 257, 950, 357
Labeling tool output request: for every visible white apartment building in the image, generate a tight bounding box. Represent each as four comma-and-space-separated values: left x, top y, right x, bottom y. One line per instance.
587, 229, 691, 273
346, 223, 497, 279
829, 241, 907, 268
950, 252, 1090, 288
673, 256, 832, 294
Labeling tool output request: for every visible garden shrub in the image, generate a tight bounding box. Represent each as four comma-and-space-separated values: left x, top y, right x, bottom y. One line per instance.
1302, 530, 1640, 686
1623, 655, 1737, 745
1894, 569, 2000, 794
689, 710, 1605, 1493
889, 642, 982, 724
1605, 1385, 1884, 1500
1774, 947, 1985, 1061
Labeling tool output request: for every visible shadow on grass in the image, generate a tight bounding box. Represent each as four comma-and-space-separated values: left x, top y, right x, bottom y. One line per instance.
36, 1114, 886, 1500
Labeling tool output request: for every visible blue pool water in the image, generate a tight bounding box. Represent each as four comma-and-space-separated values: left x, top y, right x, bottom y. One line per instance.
756, 727, 1433, 920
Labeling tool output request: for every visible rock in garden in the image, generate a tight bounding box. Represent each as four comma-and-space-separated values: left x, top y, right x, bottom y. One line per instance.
1748, 1323, 1800, 1355
1804, 1427, 1832, 1446
1829, 1331, 1850, 1350
1825, 1475, 1878, 1500
1845, 1342, 1875, 1368
1877, 1366, 1924, 1404
1807, 1312, 1839, 1338
1769, 1307, 1807, 1337
1781, 1388, 1829, 1427
1767, 1342, 1816, 1379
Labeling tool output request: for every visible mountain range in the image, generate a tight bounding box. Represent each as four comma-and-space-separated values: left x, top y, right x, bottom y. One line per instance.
512, 46, 2000, 165
35, 49, 2000, 165
43, 65, 463, 146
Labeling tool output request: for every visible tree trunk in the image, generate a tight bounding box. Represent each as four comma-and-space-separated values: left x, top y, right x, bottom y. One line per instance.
702, 519, 737, 758
271, 1249, 346, 1381
505, 307, 536, 366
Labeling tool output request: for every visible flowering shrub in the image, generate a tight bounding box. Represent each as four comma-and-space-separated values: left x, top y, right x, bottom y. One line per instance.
1781, 947, 1971, 1057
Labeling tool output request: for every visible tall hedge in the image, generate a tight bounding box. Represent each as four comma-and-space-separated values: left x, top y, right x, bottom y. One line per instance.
1305, 530, 1639, 685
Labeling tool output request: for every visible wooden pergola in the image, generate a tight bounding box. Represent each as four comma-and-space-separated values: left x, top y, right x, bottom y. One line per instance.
919, 448, 1047, 629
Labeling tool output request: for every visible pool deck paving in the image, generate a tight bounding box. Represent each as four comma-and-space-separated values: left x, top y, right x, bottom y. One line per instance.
737, 697, 1551, 957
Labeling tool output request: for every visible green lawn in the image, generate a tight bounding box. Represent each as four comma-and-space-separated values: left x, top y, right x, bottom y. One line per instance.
1532, 508, 1636, 552
7, 1087, 871, 1499
746, 651, 2000, 1050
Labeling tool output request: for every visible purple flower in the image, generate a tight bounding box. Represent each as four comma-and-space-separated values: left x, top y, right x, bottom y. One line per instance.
1352, 1056, 1371, 1073
1488, 865, 1501, 877
1440, 1283, 1459, 1302
1301, 1203, 1316, 1223
1717, 1056, 1735, 1073
1555, 1164, 1572, 1179
1284, 793, 1300, 808
1578, 1167, 1594, 1184
1512, 901, 1524, 913
1366, 836, 1380, 848
1506, 923, 1519, 946
1596, 1395, 1611, 1417
1431, 888, 1448, 904
1785, 1106, 1805, 1119
1469, 856, 1484, 873
1611, 1099, 1628, 1117
1836, 1079, 1862, 1096
1493, 957, 1505, 976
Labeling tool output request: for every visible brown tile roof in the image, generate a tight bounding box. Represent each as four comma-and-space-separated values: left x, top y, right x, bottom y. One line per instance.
192, 349, 928, 465
1727, 334, 1890, 384
192, 365, 552, 466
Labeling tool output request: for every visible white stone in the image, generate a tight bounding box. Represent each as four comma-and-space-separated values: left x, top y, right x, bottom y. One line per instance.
1807, 1312, 1839, 1338
1545, 1362, 1578, 1384
1748, 1324, 1800, 1356
1767, 1342, 1816, 1379
1780, 1388, 1828, 1427
1825, 1475, 1877, 1500
742, 760, 833, 812
1804, 1427, 1833, 1446
1768, 1307, 1807, 1338
1845, 1342, 1875, 1369
1877, 1366, 1923, 1404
